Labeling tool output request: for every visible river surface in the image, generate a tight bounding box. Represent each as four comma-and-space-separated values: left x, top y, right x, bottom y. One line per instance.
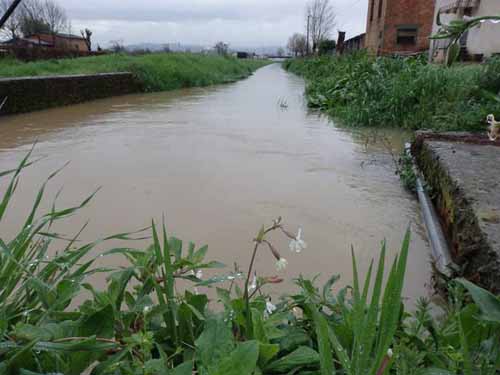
0, 63, 431, 303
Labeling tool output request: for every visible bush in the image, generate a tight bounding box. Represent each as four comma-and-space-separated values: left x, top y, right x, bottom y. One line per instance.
285, 53, 500, 131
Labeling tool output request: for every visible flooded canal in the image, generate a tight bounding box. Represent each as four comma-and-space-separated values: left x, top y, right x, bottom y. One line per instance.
0, 63, 431, 302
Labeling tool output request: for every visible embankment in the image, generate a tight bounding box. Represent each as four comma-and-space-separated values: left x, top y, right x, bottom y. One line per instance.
0, 73, 142, 115
284, 54, 500, 132
0, 53, 269, 115
412, 132, 500, 293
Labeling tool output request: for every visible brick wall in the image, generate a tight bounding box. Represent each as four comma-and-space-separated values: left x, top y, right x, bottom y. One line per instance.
0, 73, 144, 116
365, 0, 435, 55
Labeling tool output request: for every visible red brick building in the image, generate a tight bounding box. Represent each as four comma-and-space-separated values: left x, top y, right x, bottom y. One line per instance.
365, 0, 435, 55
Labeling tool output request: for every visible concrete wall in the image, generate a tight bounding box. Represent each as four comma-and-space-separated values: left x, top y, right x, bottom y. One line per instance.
0, 72, 143, 116
467, 1, 500, 57
365, 0, 435, 55
431, 0, 500, 62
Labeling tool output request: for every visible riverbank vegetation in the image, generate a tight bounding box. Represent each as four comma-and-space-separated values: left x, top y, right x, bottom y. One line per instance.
0, 53, 269, 92
284, 53, 500, 131
1, 150, 500, 374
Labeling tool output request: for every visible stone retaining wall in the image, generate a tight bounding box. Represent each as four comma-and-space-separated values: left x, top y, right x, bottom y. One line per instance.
0, 73, 143, 116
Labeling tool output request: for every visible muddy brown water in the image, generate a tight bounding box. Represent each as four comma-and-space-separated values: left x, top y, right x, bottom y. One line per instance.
0, 64, 431, 303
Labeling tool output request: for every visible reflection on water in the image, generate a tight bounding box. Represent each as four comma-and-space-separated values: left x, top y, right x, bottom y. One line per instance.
0, 64, 431, 303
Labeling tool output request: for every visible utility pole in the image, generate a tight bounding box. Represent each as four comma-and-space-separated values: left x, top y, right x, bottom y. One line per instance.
306, 13, 311, 56
0, 0, 23, 30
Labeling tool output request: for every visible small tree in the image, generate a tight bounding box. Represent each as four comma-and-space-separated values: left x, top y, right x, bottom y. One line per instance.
80, 28, 92, 51
214, 41, 228, 56
287, 33, 307, 57
109, 39, 125, 53
318, 39, 336, 55
306, 0, 336, 54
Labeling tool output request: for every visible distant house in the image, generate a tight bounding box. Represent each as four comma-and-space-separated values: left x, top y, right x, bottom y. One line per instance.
344, 33, 366, 53
2, 33, 89, 51
365, 0, 435, 55
430, 0, 500, 62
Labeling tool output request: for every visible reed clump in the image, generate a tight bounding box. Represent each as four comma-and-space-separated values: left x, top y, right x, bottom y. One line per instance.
284, 53, 500, 131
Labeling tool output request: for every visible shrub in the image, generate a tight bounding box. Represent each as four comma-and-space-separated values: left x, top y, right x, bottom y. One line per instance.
285, 54, 500, 131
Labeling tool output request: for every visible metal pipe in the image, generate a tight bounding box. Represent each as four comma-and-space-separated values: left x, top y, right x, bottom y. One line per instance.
405, 143, 454, 275
0, 0, 23, 30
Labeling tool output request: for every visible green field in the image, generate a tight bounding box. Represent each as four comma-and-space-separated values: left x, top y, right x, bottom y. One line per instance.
285, 53, 500, 131
0, 53, 270, 91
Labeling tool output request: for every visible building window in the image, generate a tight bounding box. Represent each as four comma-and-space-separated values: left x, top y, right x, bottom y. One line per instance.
370, 0, 375, 22
378, 0, 383, 18
396, 27, 418, 45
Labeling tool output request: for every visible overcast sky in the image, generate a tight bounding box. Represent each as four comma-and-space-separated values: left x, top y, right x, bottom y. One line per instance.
58, 0, 368, 48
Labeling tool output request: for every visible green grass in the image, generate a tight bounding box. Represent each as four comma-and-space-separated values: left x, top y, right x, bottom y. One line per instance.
284, 53, 500, 131
0, 53, 270, 92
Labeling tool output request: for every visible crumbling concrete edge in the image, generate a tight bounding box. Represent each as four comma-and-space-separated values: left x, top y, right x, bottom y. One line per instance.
412, 136, 500, 293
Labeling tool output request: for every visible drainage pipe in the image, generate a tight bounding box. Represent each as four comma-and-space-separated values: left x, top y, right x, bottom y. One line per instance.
405, 143, 454, 275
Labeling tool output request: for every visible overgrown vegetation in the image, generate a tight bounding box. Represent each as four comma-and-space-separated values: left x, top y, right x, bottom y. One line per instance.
0, 53, 269, 92
284, 53, 500, 131
1, 151, 500, 374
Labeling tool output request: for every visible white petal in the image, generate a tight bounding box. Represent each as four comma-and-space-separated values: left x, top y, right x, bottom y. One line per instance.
266, 301, 277, 315
195, 270, 203, 279
276, 258, 288, 271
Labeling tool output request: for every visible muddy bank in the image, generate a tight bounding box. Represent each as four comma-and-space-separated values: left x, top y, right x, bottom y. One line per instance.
413, 132, 500, 292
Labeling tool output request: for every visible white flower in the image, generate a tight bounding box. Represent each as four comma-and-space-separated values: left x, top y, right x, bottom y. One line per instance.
387, 348, 393, 358
143, 305, 152, 315
195, 269, 203, 279
265, 299, 277, 318
276, 257, 288, 271
289, 227, 307, 253
248, 272, 257, 292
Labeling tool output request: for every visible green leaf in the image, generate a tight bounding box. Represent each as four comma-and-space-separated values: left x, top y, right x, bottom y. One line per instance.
265, 346, 320, 373
195, 316, 235, 369
171, 361, 194, 375
258, 343, 279, 367
306, 305, 334, 375
78, 304, 115, 339
213, 341, 259, 375
457, 278, 500, 323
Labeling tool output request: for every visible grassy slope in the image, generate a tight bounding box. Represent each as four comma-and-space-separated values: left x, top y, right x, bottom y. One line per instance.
285, 53, 500, 131
0, 53, 270, 91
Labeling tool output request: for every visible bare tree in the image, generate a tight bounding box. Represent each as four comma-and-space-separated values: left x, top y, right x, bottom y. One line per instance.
306, 0, 336, 54
17, 0, 67, 36
80, 27, 92, 51
0, 0, 22, 39
109, 39, 125, 53
287, 33, 307, 57
42, 0, 67, 34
